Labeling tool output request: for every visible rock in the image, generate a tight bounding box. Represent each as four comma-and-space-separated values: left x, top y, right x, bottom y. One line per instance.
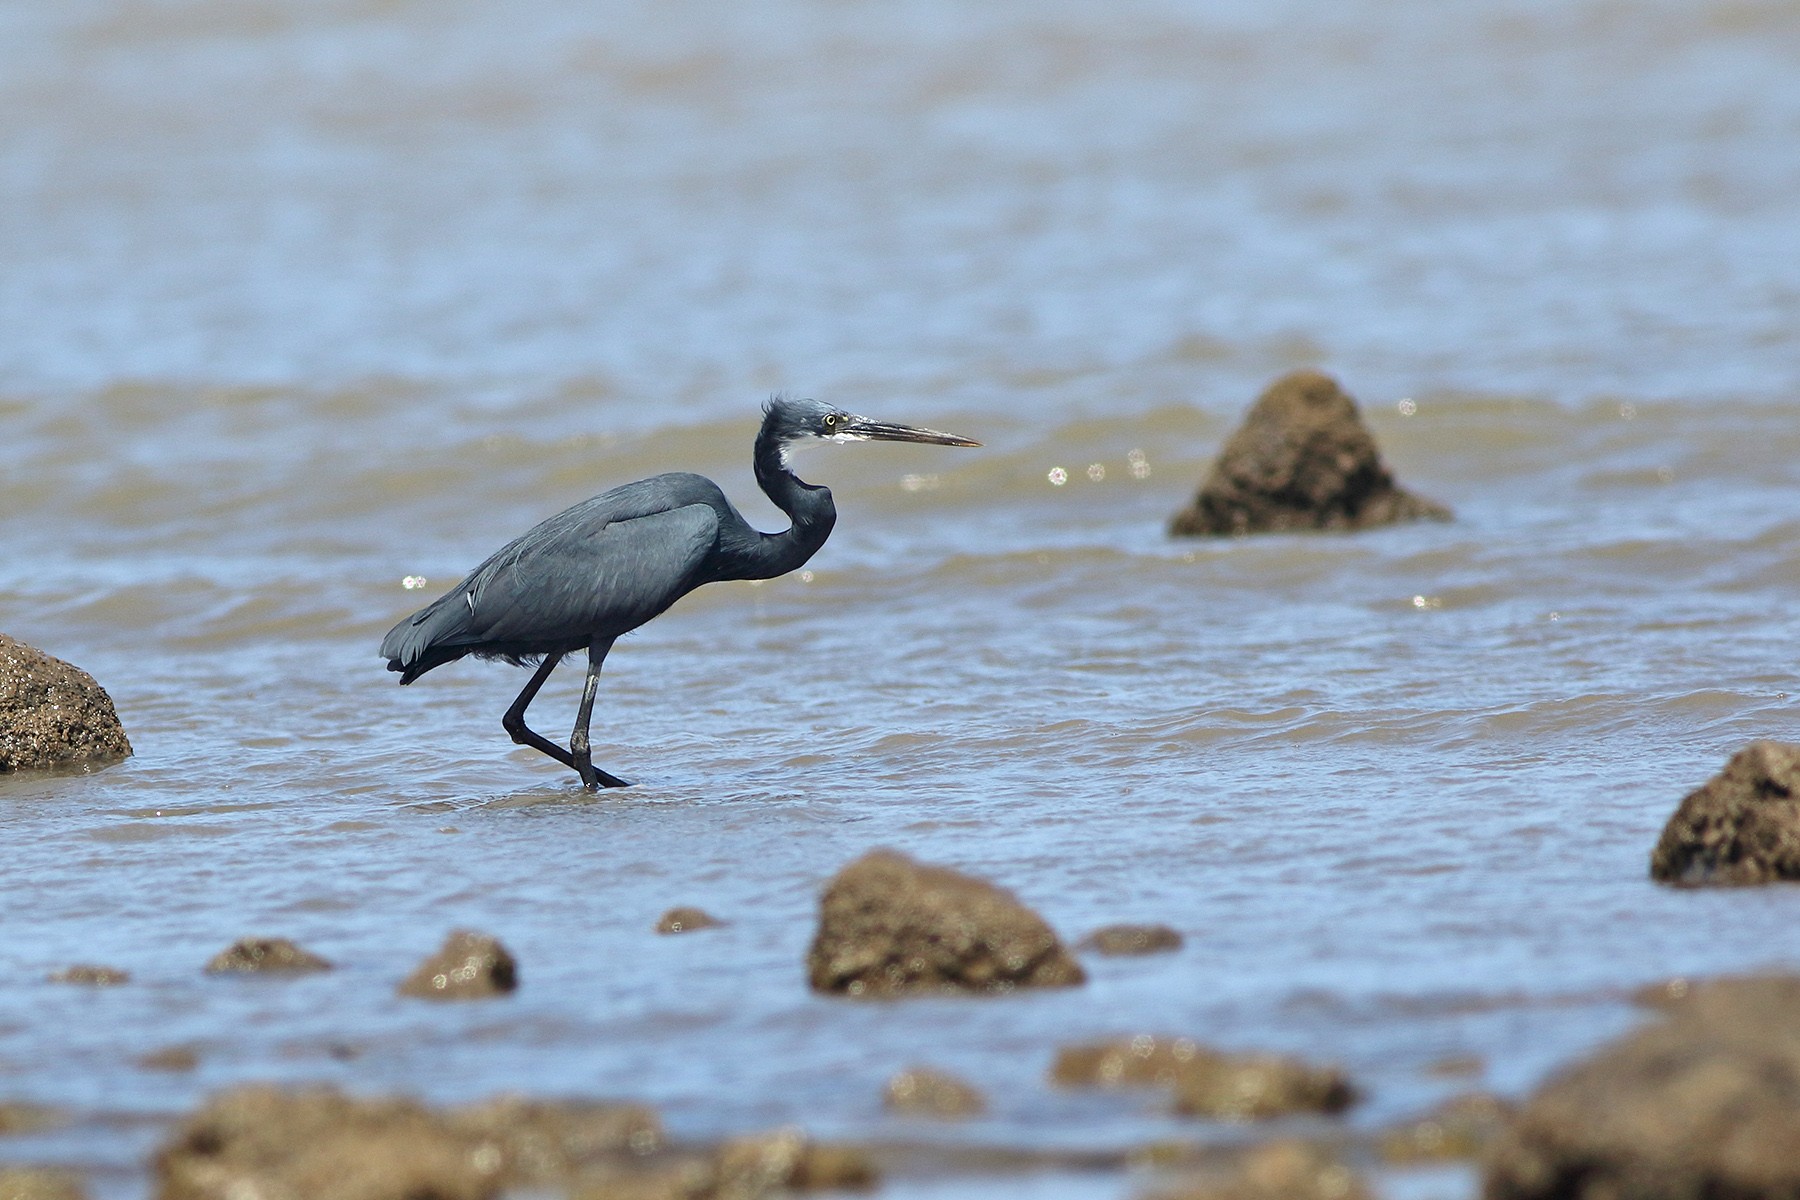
46, 964, 129, 986
0, 1104, 64, 1135
398, 930, 517, 999
154, 1086, 505, 1200
655, 907, 723, 934
154, 1084, 664, 1200
1649, 741, 1800, 884
204, 937, 331, 974
1052, 1036, 1356, 1120
0, 1169, 89, 1200
805, 850, 1085, 997
1378, 1093, 1512, 1163
0, 634, 131, 774
1143, 1140, 1371, 1200
883, 1067, 987, 1119
138, 1046, 201, 1073
1483, 974, 1800, 1200
1167, 371, 1450, 537
1080, 924, 1184, 956
567, 1129, 874, 1200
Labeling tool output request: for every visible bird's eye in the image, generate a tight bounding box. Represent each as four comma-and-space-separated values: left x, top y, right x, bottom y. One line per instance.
823, 413, 839, 429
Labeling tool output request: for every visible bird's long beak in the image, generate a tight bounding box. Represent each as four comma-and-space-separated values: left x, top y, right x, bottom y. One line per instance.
843, 416, 981, 448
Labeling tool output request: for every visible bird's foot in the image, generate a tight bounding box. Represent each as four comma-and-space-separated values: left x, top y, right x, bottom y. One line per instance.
577, 766, 631, 791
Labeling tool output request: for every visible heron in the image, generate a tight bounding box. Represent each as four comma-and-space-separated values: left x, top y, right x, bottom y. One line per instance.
379, 396, 980, 790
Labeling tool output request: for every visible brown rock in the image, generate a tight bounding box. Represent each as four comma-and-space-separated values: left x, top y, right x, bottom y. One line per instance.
47, 964, 129, 986
399, 930, 517, 999
1052, 1036, 1356, 1120
883, 1067, 987, 1119
154, 1086, 503, 1200
1483, 974, 1800, 1200
1167, 371, 1450, 537
154, 1085, 664, 1200
204, 938, 331, 974
1080, 924, 1184, 956
0, 634, 131, 773
655, 907, 723, 934
138, 1046, 202, 1073
1378, 1093, 1512, 1163
567, 1129, 873, 1200
0, 1104, 64, 1135
805, 850, 1085, 997
0, 1169, 89, 1200
1144, 1140, 1372, 1200
1649, 741, 1800, 884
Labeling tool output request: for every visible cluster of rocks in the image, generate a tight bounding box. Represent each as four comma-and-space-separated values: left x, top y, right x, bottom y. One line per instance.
153, 1085, 870, 1200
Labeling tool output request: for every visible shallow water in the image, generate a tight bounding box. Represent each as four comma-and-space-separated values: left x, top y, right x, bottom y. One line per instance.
3, 0, 1800, 1196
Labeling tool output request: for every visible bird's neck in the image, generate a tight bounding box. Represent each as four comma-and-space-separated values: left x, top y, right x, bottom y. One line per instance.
745, 427, 837, 580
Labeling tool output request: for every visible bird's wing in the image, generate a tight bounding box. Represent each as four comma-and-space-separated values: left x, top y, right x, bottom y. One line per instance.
456, 502, 722, 647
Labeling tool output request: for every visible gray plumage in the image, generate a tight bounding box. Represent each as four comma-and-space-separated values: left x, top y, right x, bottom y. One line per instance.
380, 397, 979, 790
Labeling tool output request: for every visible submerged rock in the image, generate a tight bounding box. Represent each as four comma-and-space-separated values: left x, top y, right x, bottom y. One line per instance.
398, 930, 517, 999
0, 1169, 88, 1200
883, 1067, 987, 1119
47, 964, 129, 986
1168, 371, 1450, 537
1052, 1036, 1355, 1120
154, 1084, 863, 1200
0, 634, 131, 774
1378, 1093, 1512, 1163
1143, 1140, 1371, 1200
1080, 924, 1184, 956
806, 850, 1085, 997
655, 907, 723, 934
1649, 741, 1800, 884
1483, 974, 1800, 1200
205, 938, 331, 975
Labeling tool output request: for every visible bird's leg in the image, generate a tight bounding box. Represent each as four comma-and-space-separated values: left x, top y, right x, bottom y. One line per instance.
570, 639, 628, 791
501, 655, 579, 774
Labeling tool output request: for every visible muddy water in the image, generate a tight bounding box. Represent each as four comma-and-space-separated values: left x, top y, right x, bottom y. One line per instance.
3, 1, 1800, 1196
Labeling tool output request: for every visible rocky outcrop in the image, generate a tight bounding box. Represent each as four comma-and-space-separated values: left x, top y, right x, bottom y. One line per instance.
0, 635, 131, 773
205, 938, 331, 975
399, 931, 518, 999
1051, 1036, 1355, 1120
153, 1085, 869, 1200
883, 1067, 987, 1119
1483, 974, 1800, 1200
1649, 741, 1800, 884
655, 907, 723, 934
806, 850, 1085, 997
1143, 1140, 1371, 1200
1080, 924, 1184, 956
1168, 371, 1450, 537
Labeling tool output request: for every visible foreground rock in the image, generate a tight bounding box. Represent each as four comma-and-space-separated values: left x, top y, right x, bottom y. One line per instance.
1080, 924, 1184, 956
883, 1067, 987, 1119
154, 1084, 869, 1200
1649, 741, 1800, 884
399, 930, 517, 999
1378, 1093, 1511, 1163
1168, 371, 1450, 537
47, 964, 129, 986
806, 850, 1085, 997
205, 938, 331, 974
0, 1169, 88, 1200
1143, 1140, 1370, 1200
1052, 1036, 1355, 1120
655, 907, 723, 934
1483, 974, 1800, 1200
0, 635, 131, 774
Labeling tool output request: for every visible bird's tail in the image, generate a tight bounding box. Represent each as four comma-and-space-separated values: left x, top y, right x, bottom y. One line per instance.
380, 587, 479, 684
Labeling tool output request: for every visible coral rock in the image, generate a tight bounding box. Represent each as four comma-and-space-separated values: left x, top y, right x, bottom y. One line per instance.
1650, 741, 1800, 884
205, 938, 332, 975
1168, 371, 1450, 537
399, 930, 518, 999
806, 850, 1084, 997
0, 634, 131, 773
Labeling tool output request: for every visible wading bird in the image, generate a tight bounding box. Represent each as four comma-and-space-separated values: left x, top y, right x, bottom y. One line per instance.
380, 397, 980, 790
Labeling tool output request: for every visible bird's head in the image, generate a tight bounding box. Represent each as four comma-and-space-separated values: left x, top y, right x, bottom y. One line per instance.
761, 396, 980, 466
